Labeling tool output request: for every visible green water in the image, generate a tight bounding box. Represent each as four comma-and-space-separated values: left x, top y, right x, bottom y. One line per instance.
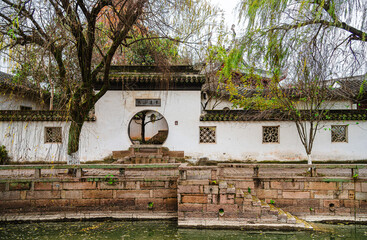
0, 220, 366, 240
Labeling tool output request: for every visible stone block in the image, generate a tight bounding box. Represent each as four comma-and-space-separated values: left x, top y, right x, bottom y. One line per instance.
236, 181, 255, 190
179, 203, 204, 212
0, 191, 20, 200
62, 190, 82, 199
141, 181, 165, 189
362, 183, 367, 192
180, 180, 209, 186
181, 194, 207, 204
295, 199, 320, 208
115, 190, 150, 198
35, 199, 69, 208
256, 189, 278, 199
112, 150, 130, 158
0, 200, 32, 210
184, 211, 204, 218
342, 182, 355, 190
355, 192, 367, 200
9, 182, 31, 191
0, 183, 6, 191
271, 181, 300, 190
323, 199, 341, 208
283, 191, 310, 199
82, 190, 113, 199
313, 190, 334, 199
99, 182, 124, 190
219, 181, 227, 189
153, 189, 177, 198
305, 182, 337, 190
204, 185, 219, 194
206, 204, 239, 213
343, 199, 359, 208
165, 198, 178, 211
63, 182, 96, 190
34, 182, 53, 190
168, 151, 184, 158
337, 190, 349, 200
227, 187, 236, 194
135, 198, 165, 210
271, 199, 293, 208
69, 199, 99, 207
125, 181, 136, 189
100, 199, 135, 210
178, 185, 201, 194
27, 190, 61, 199
219, 194, 234, 204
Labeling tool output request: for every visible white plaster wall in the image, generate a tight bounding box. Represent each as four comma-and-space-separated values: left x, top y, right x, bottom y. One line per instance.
77, 90, 202, 162
295, 100, 356, 110
0, 121, 68, 162
0, 94, 47, 110
186, 120, 367, 161
1, 89, 366, 163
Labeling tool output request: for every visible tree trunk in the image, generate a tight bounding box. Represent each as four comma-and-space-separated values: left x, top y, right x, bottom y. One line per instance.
67, 120, 83, 164
307, 154, 312, 165
141, 117, 146, 144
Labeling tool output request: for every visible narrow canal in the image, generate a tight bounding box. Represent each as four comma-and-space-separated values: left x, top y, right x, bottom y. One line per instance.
1, 220, 366, 239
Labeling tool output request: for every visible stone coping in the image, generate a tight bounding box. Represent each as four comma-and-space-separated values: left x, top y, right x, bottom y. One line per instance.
0, 211, 178, 222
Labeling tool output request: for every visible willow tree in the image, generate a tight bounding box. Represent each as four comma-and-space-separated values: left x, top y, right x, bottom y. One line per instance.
0, 0, 217, 164
216, 0, 367, 164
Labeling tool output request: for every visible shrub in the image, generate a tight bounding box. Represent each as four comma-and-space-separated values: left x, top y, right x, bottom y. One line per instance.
0, 145, 10, 165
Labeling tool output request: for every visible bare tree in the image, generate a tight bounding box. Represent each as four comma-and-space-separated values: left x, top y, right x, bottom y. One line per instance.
0, 0, 217, 164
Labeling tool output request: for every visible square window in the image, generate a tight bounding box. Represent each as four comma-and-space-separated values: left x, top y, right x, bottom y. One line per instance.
263, 126, 279, 143
45, 127, 62, 143
331, 125, 347, 143
200, 126, 216, 143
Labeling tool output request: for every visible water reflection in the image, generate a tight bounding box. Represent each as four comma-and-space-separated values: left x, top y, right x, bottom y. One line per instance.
0, 220, 366, 240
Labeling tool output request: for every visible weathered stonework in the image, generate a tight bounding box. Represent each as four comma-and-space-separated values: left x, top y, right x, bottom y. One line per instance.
0, 163, 366, 229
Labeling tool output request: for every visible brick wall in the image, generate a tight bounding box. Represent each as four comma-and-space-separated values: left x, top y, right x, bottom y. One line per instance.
178, 164, 367, 226
1, 164, 366, 224
0, 166, 178, 215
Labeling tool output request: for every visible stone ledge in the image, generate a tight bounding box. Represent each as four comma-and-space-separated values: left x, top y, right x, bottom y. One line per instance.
178, 219, 313, 230
0, 211, 178, 222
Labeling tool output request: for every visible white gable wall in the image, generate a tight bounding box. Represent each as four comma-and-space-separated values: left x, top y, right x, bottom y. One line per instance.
0, 94, 47, 110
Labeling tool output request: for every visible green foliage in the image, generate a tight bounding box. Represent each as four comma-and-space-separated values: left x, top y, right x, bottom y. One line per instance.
270, 199, 275, 204
0, 145, 10, 165
248, 187, 251, 193
124, 33, 181, 65
148, 202, 154, 209
104, 174, 116, 185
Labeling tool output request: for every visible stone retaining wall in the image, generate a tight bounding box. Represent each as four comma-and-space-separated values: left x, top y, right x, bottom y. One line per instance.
0, 165, 178, 215
0, 164, 367, 225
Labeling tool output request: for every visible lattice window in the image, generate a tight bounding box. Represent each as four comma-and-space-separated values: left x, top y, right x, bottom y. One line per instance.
200, 126, 216, 143
263, 126, 279, 143
45, 127, 62, 143
331, 125, 347, 143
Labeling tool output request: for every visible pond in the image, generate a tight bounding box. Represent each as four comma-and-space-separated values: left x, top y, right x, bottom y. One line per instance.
1, 220, 366, 240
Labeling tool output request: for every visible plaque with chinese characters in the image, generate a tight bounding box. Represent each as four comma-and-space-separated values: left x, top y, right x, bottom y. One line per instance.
135, 99, 161, 106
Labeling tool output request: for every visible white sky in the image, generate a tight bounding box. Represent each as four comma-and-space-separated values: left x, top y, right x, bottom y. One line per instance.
209, 0, 240, 30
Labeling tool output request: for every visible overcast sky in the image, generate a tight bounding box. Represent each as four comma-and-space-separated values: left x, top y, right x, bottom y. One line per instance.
209, 0, 240, 29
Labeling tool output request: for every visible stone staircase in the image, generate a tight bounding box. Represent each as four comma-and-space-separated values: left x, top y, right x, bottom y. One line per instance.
113, 145, 184, 164
178, 179, 314, 230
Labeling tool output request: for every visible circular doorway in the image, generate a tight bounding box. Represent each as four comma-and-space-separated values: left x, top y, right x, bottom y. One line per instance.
128, 110, 168, 144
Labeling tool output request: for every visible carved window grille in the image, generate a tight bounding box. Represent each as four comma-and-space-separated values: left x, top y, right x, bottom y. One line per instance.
262, 126, 279, 143
45, 127, 62, 143
200, 126, 216, 143
331, 125, 347, 143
